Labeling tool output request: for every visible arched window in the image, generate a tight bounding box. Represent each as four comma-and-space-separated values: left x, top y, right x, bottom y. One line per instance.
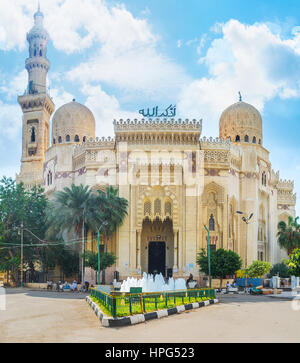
262, 172, 267, 186
39, 50, 42, 57
47, 171, 53, 186
258, 139, 261, 145
58, 136, 62, 144
31, 127, 36, 143
53, 138, 56, 145
244, 135, 249, 142
83, 136, 86, 142
66, 135, 70, 142
165, 201, 172, 216
74, 135, 80, 142
144, 201, 151, 216
209, 214, 215, 231
154, 199, 161, 215
235, 135, 240, 142
252, 136, 256, 144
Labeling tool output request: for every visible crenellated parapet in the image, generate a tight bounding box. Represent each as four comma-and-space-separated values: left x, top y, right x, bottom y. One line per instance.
270, 169, 280, 187
201, 137, 241, 168
277, 179, 294, 191
114, 118, 202, 145
200, 137, 231, 149
277, 179, 296, 207
73, 137, 115, 157
114, 118, 202, 131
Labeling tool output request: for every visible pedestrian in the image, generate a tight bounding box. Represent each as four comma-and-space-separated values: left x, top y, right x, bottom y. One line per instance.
72, 280, 77, 292
226, 281, 231, 293
47, 280, 53, 291
186, 273, 194, 287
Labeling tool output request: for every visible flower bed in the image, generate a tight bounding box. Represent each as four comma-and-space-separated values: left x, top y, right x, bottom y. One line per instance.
90, 287, 216, 318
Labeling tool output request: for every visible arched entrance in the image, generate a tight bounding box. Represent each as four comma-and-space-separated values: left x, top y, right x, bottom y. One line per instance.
141, 218, 174, 277
148, 241, 166, 275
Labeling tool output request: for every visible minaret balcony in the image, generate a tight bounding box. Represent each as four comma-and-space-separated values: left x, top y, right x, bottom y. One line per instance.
25, 57, 50, 71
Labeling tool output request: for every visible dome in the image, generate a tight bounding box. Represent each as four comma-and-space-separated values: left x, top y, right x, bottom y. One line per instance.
27, 5, 48, 41
52, 100, 95, 145
219, 101, 263, 145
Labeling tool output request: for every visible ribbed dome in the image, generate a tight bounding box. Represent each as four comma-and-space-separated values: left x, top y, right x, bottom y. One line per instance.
52, 101, 95, 145
219, 101, 262, 145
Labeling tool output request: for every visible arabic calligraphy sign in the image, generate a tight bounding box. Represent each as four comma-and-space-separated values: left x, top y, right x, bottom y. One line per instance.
139, 104, 176, 118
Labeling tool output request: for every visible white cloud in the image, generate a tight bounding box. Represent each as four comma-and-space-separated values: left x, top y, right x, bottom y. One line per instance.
178, 19, 300, 137
0, 70, 27, 100
49, 87, 74, 110
83, 84, 138, 137
0, 0, 190, 105
67, 46, 190, 101
0, 0, 156, 53
0, 100, 22, 140
0, 0, 32, 51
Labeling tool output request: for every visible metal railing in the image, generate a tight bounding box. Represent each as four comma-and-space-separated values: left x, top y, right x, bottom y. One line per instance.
90, 288, 216, 318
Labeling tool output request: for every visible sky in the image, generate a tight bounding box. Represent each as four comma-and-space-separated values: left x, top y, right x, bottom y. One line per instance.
0, 0, 299, 215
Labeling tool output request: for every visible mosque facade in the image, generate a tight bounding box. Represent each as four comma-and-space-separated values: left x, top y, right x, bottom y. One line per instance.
17, 9, 296, 283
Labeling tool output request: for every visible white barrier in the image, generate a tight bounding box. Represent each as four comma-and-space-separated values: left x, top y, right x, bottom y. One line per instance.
0, 287, 6, 311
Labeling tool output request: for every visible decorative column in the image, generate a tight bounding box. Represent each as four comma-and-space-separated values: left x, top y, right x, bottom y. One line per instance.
178, 227, 183, 273
173, 228, 178, 271
137, 229, 142, 272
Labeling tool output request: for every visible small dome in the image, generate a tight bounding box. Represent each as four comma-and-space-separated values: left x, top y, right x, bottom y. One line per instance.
52, 101, 95, 145
219, 101, 262, 145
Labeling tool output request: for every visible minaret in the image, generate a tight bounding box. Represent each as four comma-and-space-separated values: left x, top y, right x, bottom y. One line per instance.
17, 5, 55, 188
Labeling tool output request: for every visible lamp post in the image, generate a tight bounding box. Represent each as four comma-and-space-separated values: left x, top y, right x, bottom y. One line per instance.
97, 221, 108, 285
204, 225, 211, 288
81, 210, 85, 285
20, 222, 24, 288
236, 211, 253, 291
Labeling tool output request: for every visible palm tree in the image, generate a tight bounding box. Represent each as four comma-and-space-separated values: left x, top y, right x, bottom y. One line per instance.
46, 184, 100, 282
96, 186, 128, 282
277, 216, 300, 255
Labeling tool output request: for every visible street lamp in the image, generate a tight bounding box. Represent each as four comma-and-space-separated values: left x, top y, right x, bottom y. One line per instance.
18, 223, 24, 288
204, 225, 211, 288
97, 221, 108, 285
236, 211, 253, 290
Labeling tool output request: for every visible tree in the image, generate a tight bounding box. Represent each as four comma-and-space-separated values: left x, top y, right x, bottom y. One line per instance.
268, 262, 291, 278
245, 260, 272, 278
84, 251, 117, 273
46, 184, 100, 239
0, 177, 48, 282
197, 248, 242, 288
46, 184, 101, 282
277, 216, 300, 255
95, 186, 128, 283
96, 186, 128, 244
46, 184, 128, 284
284, 248, 300, 276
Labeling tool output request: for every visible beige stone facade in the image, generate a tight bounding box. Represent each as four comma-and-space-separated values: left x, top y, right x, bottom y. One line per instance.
17, 9, 297, 283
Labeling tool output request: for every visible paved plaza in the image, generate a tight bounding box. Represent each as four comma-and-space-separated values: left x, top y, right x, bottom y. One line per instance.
0, 288, 300, 343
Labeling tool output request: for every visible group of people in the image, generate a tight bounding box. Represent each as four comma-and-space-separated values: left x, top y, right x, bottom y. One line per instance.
226, 280, 237, 291
46, 280, 90, 292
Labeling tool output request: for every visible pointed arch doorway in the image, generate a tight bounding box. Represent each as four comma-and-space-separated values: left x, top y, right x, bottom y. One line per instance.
148, 241, 166, 275
141, 218, 174, 277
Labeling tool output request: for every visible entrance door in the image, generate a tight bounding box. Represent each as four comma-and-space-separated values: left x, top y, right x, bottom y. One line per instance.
148, 242, 166, 276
